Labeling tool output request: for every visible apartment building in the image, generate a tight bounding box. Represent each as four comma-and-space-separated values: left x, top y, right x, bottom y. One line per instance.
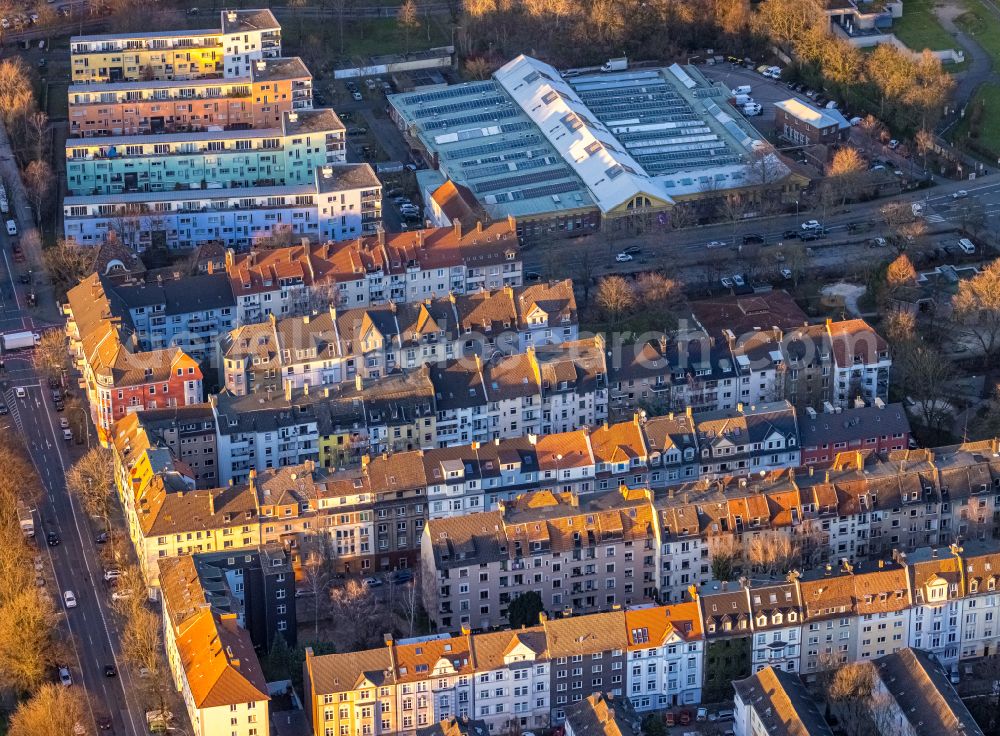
307, 606, 714, 736
694, 401, 800, 480
64, 274, 206, 443
799, 401, 911, 467
421, 487, 659, 631
159, 555, 271, 736
746, 581, 802, 674
67, 56, 313, 137
623, 603, 703, 710
219, 279, 577, 396
70, 9, 282, 83
827, 319, 891, 407
66, 108, 344, 196
469, 628, 550, 732
224, 221, 523, 323
690, 292, 892, 411
126, 405, 219, 488
64, 162, 379, 250
694, 581, 753, 701
564, 694, 639, 736
733, 666, 833, 736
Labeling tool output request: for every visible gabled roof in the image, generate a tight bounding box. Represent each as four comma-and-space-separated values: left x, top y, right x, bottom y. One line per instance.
875, 649, 984, 736
734, 667, 834, 736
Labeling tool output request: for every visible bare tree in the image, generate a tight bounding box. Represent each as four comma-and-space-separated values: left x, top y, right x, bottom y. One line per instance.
32, 329, 70, 382
707, 534, 740, 581
25, 111, 49, 164
66, 447, 116, 538
0, 58, 34, 126
23, 160, 54, 226
595, 275, 636, 326
745, 531, 799, 575
9, 683, 89, 736
329, 580, 391, 651
826, 661, 879, 736
43, 239, 99, 299
899, 344, 955, 430
953, 259, 1000, 359
828, 147, 867, 206
397, 0, 420, 54
301, 537, 333, 639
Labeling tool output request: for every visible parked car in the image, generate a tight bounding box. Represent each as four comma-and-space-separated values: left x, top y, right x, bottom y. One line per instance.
732, 274, 745, 287
742, 233, 765, 244
615, 252, 633, 262
621, 245, 641, 254
953, 189, 968, 199
362, 576, 383, 588
782, 229, 799, 240
800, 219, 822, 230
720, 277, 734, 289
351, 91, 363, 101
59, 666, 73, 687
706, 240, 726, 249
780, 268, 793, 280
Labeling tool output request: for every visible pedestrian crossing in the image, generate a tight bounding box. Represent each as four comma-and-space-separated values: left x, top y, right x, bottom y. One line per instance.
924, 213, 946, 223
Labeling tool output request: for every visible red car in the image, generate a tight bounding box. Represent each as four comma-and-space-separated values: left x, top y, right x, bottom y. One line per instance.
664, 712, 675, 727
678, 709, 692, 726
12, 244, 24, 262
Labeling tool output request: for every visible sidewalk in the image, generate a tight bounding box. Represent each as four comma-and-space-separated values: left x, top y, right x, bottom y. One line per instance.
0, 117, 62, 328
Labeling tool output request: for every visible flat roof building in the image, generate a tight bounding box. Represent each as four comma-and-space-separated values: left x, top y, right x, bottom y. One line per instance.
70, 9, 281, 82
389, 54, 796, 239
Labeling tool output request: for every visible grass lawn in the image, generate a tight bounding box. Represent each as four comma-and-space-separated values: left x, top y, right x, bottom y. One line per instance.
893, 0, 963, 50
282, 15, 451, 64
955, 0, 1000, 59
953, 81, 1000, 155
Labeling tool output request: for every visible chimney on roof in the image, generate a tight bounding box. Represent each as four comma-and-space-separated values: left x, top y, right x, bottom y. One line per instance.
225, 249, 235, 268
322, 165, 333, 179
377, 226, 385, 247
249, 468, 257, 495
685, 406, 693, 419
737, 402, 744, 414
476, 220, 483, 233
453, 220, 462, 239
304, 381, 309, 396
287, 111, 298, 124
878, 559, 884, 569
825, 470, 830, 483
355, 374, 363, 391
208, 491, 215, 516
207, 260, 214, 275
285, 379, 293, 402
226, 9, 237, 21
323, 387, 330, 398
256, 59, 266, 71
538, 611, 548, 624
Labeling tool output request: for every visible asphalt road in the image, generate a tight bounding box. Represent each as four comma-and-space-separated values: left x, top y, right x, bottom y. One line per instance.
523, 173, 987, 285
0, 115, 148, 736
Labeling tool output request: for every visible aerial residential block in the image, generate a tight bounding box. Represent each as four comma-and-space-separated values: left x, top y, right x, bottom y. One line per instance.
63, 162, 381, 250
65, 108, 346, 196
70, 9, 282, 83
67, 56, 313, 137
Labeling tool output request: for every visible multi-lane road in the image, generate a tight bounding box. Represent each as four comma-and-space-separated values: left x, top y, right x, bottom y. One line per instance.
0, 116, 148, 735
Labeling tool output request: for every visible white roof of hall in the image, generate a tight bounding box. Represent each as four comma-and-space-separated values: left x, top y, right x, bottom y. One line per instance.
493, 55, 672, 214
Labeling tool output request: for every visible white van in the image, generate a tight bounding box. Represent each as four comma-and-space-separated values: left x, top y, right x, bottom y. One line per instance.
734, 94, 753, 105
742, 103, 763, 116
5, 220, 15, 236
958, 238, 976, 254
732, 85, 752, 96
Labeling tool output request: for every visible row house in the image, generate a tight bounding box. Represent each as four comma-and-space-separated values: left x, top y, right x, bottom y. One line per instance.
220, 280, 577, 397
64, 162, 380, 251
68, 56, 313, 137
694, 401, 800, 480
65, 108, 345, 196
420, 487, 659, 631
799, 401, 911, 467
127, 405, 219, 488
226, 220, 522, 324
690, 291, 891, 410
304, 603, 703, 736
70, 9, 282, 83
158, 556, 270, 736
623, 603, 703, 711
211, 371, 435, 485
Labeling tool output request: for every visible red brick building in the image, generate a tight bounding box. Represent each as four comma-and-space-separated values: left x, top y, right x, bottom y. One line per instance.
799, 402, 911, 467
